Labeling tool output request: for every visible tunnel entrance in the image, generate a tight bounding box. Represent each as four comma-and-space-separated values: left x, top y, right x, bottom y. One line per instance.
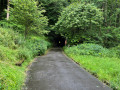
47, 31, 65, 47
54, 34, 65, 47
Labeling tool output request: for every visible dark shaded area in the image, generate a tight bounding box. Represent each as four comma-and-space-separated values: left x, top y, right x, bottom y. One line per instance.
38, 0, 69, 25
54, 34, 65, 47
47, 31, 65, 47
0, 0, 7, 19
23, 48, 112, 90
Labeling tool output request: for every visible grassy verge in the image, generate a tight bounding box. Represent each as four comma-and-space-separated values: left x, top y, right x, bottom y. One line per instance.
0, 27, 51, 90
0, 60, 31, 90
64, 44, 120, 90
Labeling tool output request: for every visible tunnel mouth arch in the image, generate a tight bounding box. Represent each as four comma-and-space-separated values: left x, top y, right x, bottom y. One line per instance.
47, 31, 65, 47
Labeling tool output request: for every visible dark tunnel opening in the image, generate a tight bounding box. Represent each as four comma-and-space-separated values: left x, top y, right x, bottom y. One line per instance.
54, 35, 65, 47
47, 31, 65, 47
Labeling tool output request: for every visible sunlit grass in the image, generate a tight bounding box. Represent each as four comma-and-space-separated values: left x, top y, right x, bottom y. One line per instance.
0, 62, 24, 90
0, 27, 51, 90
65, 46, 120, 90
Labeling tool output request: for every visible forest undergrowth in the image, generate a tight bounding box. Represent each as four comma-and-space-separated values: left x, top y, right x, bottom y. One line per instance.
0, 27, 51, 90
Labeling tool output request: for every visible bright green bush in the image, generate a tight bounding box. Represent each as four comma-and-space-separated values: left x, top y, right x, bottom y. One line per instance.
33, 39, 49, 55
22, 37, 51, 56
17, 47, 33, 60
0, 45, 17, 62
0, 27, 21, 49
65, 43, 111, 57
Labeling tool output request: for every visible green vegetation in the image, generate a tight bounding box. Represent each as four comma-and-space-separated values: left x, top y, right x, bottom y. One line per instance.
0, 0, 120, 90
55, 0, 120, 47
55, 1, 120, 89
10, 0, 48, 37
0, 0, 51, 89
38, 0, 69, 25
64, 44, 120, 90
0, 27, 51, 90
55, 3, 103, 45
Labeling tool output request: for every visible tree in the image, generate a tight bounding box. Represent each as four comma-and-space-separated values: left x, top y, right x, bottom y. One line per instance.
0, 0, 7, 20
37, 0, 69, 25
55, 2, 103, 45
7, 0, 10, 20
10, 0, 48, 38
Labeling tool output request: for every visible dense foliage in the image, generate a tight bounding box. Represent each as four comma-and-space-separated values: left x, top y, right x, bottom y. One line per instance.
0, 0, 51, 89
37, 0, 69, 25
65, 43, 120, 58
0, 0, 7, 19
0, 27, 51, 90
64, 44, 120, 90
10, 0, 48, 37
55, 3, 103, 45
0, 0, 120, 90
54, 0, 120, 48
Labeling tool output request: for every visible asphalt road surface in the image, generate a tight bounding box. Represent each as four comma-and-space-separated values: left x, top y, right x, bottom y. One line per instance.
23, 48, 112, 90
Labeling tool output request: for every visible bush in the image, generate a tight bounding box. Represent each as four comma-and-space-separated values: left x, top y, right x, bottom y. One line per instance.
0, 45, 17, 62
33, 40, 48, 55
22, 36, 51, 56
0, 27, 21, 49
17, 47, 33, 60
111, 45, 120, 58
65, 43, 110, 57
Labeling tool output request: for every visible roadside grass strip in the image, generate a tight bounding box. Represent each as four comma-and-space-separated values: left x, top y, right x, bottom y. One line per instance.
65, 47, 120, 90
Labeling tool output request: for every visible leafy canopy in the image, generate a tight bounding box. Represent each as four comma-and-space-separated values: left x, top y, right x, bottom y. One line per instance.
55, 2, 103, 45
37, 0, 69, 25
10, 0, 48, 37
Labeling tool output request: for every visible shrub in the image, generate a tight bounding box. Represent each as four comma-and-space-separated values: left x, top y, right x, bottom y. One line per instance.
0, 45, 17, 62
34, 40, 48, 55
111, 45, 120, 58
65, 43, 110, 57
0, 27, 21, 49
17, 47, 32, 60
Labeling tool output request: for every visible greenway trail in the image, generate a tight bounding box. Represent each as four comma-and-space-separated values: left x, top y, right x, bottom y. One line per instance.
24, 48, 111, 90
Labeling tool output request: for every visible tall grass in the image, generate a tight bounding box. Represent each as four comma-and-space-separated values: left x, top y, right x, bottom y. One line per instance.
64, 43, 120, 90
0, 27, 51, 90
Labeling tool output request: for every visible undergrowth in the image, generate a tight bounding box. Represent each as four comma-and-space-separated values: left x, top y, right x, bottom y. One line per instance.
0, 27, 51, 90
64, 43, 120, 90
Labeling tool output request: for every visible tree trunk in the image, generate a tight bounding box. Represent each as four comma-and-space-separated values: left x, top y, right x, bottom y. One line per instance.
25, 26, 28, 39
7, 0, 10, 20
105, 0, 108, 27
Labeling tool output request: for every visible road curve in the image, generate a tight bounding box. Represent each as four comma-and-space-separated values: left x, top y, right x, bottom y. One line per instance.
23, 48, 112, 90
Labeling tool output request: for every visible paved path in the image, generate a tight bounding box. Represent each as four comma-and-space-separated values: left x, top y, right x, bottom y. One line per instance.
24, 48, 112, 90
